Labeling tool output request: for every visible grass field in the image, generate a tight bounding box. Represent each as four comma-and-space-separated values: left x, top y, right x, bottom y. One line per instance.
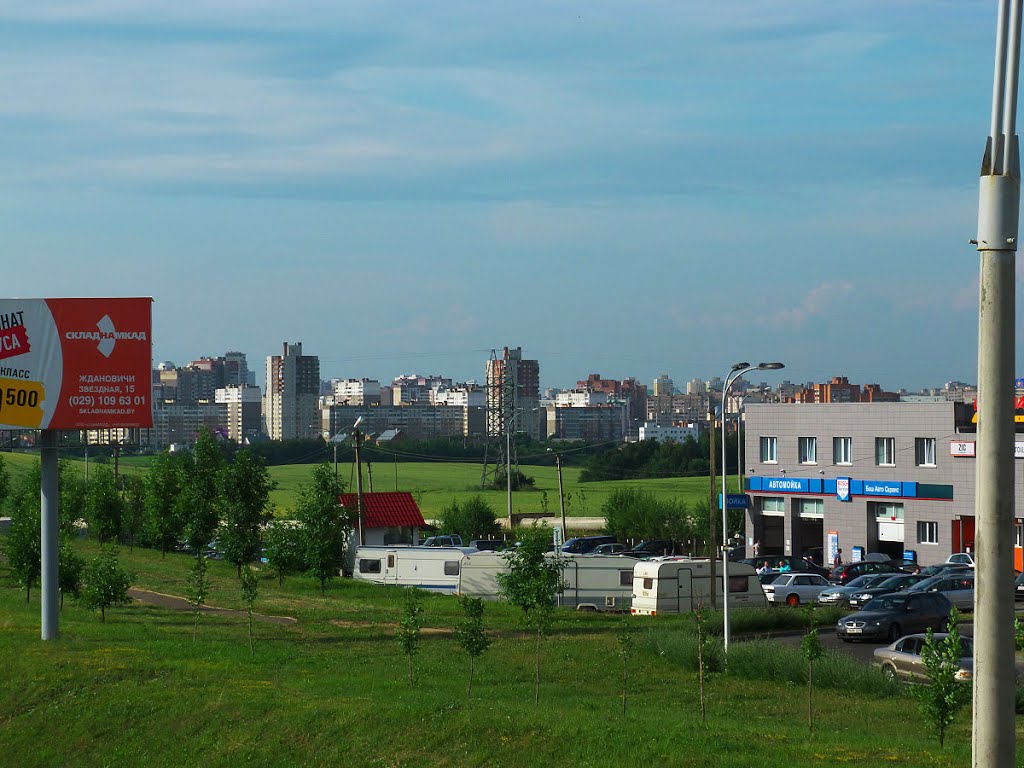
0, 538, 991, 768
0, 450, 743, 526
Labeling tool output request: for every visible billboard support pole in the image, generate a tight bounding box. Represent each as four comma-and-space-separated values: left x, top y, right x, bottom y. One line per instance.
40, 428, 60, 640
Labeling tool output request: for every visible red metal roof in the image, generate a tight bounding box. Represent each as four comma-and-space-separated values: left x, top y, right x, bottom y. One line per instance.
338, 491, 426, 529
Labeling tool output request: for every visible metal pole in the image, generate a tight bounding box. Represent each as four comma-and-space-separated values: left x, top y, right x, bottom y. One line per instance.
506, 415, 513, 530
708, 406, 717, 608
40, 429, 60, 641
556, 453, 567, 540
354, 429, 365, 546
973, 3, 1020, 765
721, 373, 734, 651
334, 441, 338, 483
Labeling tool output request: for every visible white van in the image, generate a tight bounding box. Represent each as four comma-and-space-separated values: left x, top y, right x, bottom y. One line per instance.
630, 558, 765, 615
354, 545, 478, 593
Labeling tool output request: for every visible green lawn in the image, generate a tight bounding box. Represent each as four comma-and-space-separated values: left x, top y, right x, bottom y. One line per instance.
3, 449, 742, 525
0, 539, 988, 768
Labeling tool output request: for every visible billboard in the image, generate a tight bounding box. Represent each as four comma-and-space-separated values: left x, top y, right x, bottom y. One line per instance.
0, 298, 152, 430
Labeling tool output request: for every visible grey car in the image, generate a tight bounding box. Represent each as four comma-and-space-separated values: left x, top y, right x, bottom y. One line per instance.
836, 591, 953, 643
763, 573, 831, 606
905, 573, 975, 612
873, 633, 974, 683
818, 574, 893, 607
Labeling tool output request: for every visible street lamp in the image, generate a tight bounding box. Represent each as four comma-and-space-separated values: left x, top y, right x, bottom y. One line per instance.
721, 361, 784, 652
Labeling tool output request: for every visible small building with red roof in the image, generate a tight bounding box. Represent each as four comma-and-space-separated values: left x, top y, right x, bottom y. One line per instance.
339, 491, 427, 547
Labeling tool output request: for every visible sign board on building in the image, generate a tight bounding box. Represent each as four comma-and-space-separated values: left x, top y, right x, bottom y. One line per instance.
718, 493, 751, 510
0, 298, 152, 430
836, 477, 851, 502
950, 441, 976, 457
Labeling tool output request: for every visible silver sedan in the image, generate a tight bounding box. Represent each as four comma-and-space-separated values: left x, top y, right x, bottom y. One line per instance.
763, 573, 831, 606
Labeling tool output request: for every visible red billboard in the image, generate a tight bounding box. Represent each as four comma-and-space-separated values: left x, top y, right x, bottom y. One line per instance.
0, 298, 152, 429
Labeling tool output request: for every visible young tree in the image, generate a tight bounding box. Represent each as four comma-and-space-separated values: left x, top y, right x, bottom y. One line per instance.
4, 462, 41, 601
143, 450, 187, 555
58, 536, 85, 609
617, 619, 634, 715
186, 552, 211, 641
220, 450, 276, 576
437, 495, 499, 541
79, 548, 133, 622
916, 608, 971, 747
121, 476, 146, 551
59, 458, 88, 536
800, 606, 825, 732
84, 464, 124, 543
496, 525, 566, 704
397, 587, 422, 687
454, 596, 491, 697
180, 429, 226, 554
240, 565, 259, 656
263, 520, 305, 586
295, 463, 349, 594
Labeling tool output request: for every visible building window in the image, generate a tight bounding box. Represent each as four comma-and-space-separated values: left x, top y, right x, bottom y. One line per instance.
917, 521, 938, 544
762, 497, 785, 516
1016, 521, 1023, 548
875, 437, 896, 466
833, 436, 852, 465
760, 436, 777, 463
915, 437, 936, 467
798, 499, 824, 518
798, 437, 817, 464
874, 502, 904, 522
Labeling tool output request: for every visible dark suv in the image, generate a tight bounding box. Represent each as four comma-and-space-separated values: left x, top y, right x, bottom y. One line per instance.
626, 539, 676, 557
830, 561, 902, 585
562, 535, 617, 555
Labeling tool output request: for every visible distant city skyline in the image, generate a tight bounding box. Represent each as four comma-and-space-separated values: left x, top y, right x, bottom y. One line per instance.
4, 2, 1016, 392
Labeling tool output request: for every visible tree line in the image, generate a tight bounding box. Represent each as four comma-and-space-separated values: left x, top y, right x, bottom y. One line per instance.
579, 432, 740, 482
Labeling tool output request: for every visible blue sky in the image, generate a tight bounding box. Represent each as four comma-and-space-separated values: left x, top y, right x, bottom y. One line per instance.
1, 1, 1015, 391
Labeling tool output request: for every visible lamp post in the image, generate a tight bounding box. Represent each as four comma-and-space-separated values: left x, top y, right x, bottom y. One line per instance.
721, 361, 784, 652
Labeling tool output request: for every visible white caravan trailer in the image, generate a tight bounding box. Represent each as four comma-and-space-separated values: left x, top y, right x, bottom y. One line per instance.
456, 552, 638, 612
353, 545, 479, 593
630, 558, 765, 615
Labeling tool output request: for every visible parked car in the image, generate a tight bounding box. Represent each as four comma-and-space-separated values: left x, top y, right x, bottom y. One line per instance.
763, 572, 831, 606
1016, 571, 1024, 602
916, 563, 973, 578
946, 552, 976, 568
818, 574, 896, 607
468, 539, 504, 552
905, 573, 975, 612
829, 561, 902, 585
848, 573, 929, 609
562, 535, 617, 555
591, 543, 628, 555
740, 555, 830, 577
626, 539, 676, 558
836, 591, 953, 643
873, 633, 974, 683
419, 535, 463, 547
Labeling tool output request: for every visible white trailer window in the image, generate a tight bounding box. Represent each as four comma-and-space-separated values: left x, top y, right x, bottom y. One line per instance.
619, 570, 633, 586
359, 559, 382, 574
444, 561, 460, 576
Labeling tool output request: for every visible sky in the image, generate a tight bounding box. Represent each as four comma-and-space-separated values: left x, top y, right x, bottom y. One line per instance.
1, 1, 1017, 392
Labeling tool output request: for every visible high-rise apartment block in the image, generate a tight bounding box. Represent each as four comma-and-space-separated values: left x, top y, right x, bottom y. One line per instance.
264, 342, 320, 440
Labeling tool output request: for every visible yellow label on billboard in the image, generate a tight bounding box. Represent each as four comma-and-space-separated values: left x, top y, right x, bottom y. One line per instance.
0, 378, 45, 428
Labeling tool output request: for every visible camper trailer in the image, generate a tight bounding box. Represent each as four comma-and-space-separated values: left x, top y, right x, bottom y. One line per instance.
456, 552, 638, 611
356, 545, 639, 612
353, 545, 478, 593
630, 558, 765, 615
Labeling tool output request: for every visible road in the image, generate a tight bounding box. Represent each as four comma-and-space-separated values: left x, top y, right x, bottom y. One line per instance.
774, 619, 975, 666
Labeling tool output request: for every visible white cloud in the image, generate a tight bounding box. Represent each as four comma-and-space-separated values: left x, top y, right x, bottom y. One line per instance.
762, 280, 855, 330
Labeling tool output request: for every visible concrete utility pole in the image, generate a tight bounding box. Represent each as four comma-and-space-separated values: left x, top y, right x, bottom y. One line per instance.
555, 452, 567, 541
973, 2, 1021, 766
354, 426, 365, 546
